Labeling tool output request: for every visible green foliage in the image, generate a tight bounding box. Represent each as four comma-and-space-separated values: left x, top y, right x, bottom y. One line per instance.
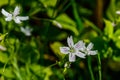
56, 13, 79, 35
104, 19, 114, 39
0, 0, 120, 80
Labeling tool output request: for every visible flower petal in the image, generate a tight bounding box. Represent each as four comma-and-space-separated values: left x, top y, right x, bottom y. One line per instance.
87, 42, 93, 50
1, 9, 12, 17
5, 17, 12, 21
14, 17, 21, 24
0, 45, 6, 51
74, 40, 84, 50
13, 6, 20, 16
21, 27, 32, 36
67, 36, 74, 47
88, 50, 97, 55
69, 53, 76, 62
60, 47, 70, 54
116, 11, 120, 15
75, 52, 86, 58
17, 16, 29, 21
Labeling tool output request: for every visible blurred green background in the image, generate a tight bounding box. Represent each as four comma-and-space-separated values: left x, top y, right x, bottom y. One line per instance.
0, 0, 120, 80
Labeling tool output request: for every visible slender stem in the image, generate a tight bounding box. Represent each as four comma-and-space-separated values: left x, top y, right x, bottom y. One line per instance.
97, 53, 102, 80
71, 0, 84, 33
12, 56, 23, 80
87, 56, 95, 80
46, 61, 59, 69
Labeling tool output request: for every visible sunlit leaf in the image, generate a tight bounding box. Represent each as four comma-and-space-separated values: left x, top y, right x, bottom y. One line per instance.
0, 0, 15, 6
50, 42, 65, 60
40, 0, 57, 7
56, 14, 79, 35
30, 64, 52, 80
0, 67, 15, 78
104, 19, 114, 39
112, 29, 120, 48
0, 52, 8, 63
106, 0, 116, 21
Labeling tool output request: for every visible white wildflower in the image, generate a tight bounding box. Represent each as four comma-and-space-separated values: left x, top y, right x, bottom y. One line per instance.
1, 6, 29, 24
116, 11, 120, 15
60, 36, 86, 62
0, 45, 6, 51
80, 42, 97, 56
20, 26, 33, 36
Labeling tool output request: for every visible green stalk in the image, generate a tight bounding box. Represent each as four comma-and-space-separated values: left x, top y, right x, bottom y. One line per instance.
87, 56, 95, 80
12, 57, 23, 80
71, 0, 84, 33
97, 53, 102, 80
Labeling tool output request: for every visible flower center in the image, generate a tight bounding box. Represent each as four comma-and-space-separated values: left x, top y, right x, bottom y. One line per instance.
69, 47, 76, 53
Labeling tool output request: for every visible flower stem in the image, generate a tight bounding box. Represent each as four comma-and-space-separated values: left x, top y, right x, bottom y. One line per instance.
12, 56, 23, 80
87, 56, 95, 80
97, 53, 102, 80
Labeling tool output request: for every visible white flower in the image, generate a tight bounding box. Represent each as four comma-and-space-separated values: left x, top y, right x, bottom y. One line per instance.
116, 11, 120, 15
0, 45, 6, 51
1, 6, 29, 24
60, 36, 86, 62
112, 22, 116, 27
20, 26, 33, 36
80, 42, 97, 56
64, 62, 71, 68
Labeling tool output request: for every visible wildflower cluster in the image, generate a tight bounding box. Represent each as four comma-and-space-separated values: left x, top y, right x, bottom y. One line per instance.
60, 36, 97, 62
1, 6, 33, 36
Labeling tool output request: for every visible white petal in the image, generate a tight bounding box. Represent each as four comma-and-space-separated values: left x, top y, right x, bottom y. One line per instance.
88, 50, 97, 55
75, 52, 86, 58
17, 16, 29, 21
0, 45, 6, 51
67, 36, 74, 47
13, 6, 20, 16
21, 27, 32, 36
21, 27, 25, 32
14, 17, 21, 24
60, 47, 70, 54
87, 42, 93, 50
74, 40, 84, 50
1, 9, 12, 17
116, 11, 120, 15
69, 53, 76, 62
5, 17, 12, 21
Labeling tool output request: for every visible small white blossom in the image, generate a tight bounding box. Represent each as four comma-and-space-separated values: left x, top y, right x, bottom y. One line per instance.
1, 6, 29, 24
60, 36, 86, 62
20, 26, 33, 36
80, 42, 97, 56
116, 11, 120, 15
64, 62, 71, 68
0, 45, 6, 51
112, 22, 116, 27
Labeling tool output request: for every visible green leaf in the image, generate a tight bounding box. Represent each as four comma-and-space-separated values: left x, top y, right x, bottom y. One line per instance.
40, 0, 57, 7
104, 19, 114, 39
56, 14, 79, 35
0, 0, 15, 6
106, 0, 116, 21
83, 18, 102, 34
0, 52, 8, 63
112, 29, 120, 48
50, 42, 65, 60
0, 67, 15, 78
30, 64, 52, 80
